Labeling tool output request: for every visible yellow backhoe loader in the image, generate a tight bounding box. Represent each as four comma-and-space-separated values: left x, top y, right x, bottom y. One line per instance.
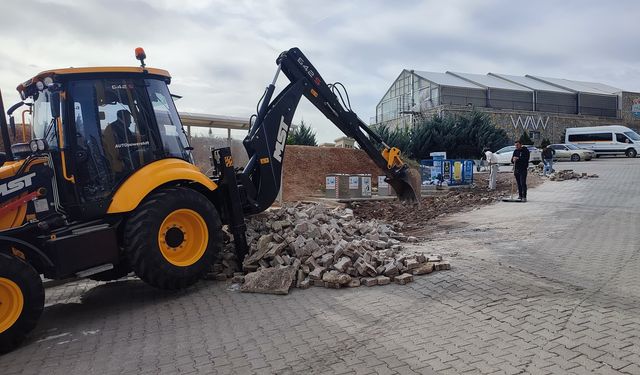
0, 47, 419, 352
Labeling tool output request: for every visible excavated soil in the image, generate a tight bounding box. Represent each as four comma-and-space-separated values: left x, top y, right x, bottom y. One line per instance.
348, 172, 544, 232
282, 146, 383, 201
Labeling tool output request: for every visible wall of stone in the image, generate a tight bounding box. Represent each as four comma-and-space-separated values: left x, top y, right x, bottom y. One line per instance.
422, 104, 640, 146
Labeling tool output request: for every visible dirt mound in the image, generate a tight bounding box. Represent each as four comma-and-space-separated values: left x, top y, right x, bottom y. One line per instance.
349, 172, 543, 232
282, 146, 383, 201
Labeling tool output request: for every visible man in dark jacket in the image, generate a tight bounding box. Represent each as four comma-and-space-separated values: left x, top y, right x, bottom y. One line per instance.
511, 140, 530, 201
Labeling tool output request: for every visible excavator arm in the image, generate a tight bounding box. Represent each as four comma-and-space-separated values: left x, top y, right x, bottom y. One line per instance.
239, 47, 419, 215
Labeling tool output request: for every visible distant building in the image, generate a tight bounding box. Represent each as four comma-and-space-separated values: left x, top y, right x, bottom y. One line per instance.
319, 142, 336, 148
334, 136, 355, 149
373, 70, 640, 143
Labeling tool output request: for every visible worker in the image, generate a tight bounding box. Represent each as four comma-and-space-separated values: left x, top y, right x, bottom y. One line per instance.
103, 110, 135, 179
542, 145, 555, 176
484, 148, 498, 190
511, 140, 530, 202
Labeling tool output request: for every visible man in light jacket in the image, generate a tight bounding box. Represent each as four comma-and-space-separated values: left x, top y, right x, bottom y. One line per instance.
484, 148, 499, 190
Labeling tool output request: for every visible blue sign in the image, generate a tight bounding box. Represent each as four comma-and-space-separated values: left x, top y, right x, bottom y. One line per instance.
420, 158, 474, 186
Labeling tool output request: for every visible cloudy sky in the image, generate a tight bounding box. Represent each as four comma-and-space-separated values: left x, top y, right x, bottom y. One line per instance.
1, 0, 638, 142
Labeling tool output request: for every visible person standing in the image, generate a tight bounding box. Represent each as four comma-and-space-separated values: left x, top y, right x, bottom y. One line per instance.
511, 140, 530, 201
542, 145, 555, 176
484, 148, 498, 190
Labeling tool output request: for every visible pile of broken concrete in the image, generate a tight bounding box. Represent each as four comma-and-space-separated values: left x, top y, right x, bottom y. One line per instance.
549, 170, 599, 181
213, 202, 450, 295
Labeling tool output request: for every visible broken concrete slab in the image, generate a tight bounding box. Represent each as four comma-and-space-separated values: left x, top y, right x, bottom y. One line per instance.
309, 266, 326, 280
333, 257, 352, 273
394, 273, 414, 285
241, 266, 297, 295
361, 277, 377, 287
411, 262, 434, 275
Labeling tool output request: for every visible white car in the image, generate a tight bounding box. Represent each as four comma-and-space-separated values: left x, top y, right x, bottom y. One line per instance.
549, 144, 596, 161
494, 145, 541, 165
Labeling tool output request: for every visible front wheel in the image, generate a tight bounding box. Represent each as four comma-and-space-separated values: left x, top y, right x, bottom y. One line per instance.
0, 252, 44, 353
571, 154, 581, 162
626, 149, 637, 158
124, 187, 223, 290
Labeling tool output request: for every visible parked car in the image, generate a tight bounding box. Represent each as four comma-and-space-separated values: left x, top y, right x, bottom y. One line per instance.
549, 144, 596, 161
494, 145, 541, 165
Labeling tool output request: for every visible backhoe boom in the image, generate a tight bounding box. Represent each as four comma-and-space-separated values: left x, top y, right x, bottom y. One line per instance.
240, 48, 419, 215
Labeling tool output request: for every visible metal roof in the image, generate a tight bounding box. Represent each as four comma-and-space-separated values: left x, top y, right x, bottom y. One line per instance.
526, 75, 622, 95
447, 72, 532, 91
410, 70, 623, 95
488, 73, 573, 93
179, 112, 250, 130
413, 71, 483, 90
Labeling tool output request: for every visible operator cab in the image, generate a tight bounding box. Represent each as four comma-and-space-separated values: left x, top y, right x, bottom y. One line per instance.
13, 50, 192, 219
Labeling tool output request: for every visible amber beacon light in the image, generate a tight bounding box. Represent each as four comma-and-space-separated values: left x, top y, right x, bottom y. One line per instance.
135, 47, 147, 67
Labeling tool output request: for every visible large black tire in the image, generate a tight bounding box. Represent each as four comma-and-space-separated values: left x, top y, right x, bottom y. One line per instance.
124, 187, 222, 290
0, 252, 44, 353
88, 262, 132, 282
626, 148, 637, 158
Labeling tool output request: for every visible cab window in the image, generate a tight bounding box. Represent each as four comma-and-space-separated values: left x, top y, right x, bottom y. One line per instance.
145, 79, 190, 161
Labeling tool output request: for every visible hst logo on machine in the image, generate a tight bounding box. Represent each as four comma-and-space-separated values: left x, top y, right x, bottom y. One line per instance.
297, 57, 316, 80
0, 173, 36, 197
273, 116, 289, 163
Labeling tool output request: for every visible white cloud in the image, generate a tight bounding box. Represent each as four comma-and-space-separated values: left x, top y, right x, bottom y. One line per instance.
1, 0, 638, 143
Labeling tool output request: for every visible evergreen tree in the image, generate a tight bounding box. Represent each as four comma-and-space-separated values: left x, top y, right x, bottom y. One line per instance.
409, 112, 508, 160
286, 120, 318, 146
519, 131, 533, 145
370, 124, 412, 153
540, 138, 551, 148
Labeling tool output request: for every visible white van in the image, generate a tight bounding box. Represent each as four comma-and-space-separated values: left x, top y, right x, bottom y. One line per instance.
565, 125, 640, 158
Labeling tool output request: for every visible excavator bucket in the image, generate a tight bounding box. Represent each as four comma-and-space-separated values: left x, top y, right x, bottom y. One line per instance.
387, 167, 422, 203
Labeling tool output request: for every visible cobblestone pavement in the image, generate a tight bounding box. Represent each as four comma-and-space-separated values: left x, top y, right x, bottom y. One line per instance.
1, 158, 640, 374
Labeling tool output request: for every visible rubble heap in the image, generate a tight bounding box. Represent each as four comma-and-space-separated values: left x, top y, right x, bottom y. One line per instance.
549, 170, 599, 181
212, 203, 450, 295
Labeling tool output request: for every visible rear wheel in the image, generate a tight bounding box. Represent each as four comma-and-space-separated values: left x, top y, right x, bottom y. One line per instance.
626, 149, 637, 158
571, 154, 581, 162
124, 187, 222, 290
0, 252, 44, 353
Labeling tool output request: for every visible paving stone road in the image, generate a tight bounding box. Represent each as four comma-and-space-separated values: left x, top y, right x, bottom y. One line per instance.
1, 158, 639, 374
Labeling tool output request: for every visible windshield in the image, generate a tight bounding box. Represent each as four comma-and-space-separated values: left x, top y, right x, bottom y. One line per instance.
32, 89, 57, 147
624, 131, 640, 141
565, 144, 580, 150
145, 79, 190, 160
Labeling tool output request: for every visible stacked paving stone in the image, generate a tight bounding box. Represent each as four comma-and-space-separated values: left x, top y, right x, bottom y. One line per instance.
549, 170, 599, 181
210, 202, 450, 295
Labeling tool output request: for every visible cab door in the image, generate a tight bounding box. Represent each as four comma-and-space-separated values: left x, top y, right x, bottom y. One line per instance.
66, 78, 162, 218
